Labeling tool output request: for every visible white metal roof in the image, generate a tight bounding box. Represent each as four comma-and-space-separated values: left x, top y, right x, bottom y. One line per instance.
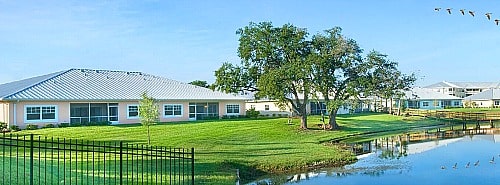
464, 89, 500, 101
425, 81, 500, 89
0, 69, 249, 101
403, 87, 462, 100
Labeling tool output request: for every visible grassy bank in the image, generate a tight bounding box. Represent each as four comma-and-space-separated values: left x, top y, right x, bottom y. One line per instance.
17, 113, 441, 184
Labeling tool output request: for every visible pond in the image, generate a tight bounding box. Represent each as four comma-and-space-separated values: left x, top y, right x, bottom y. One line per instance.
248, 130, 500, 185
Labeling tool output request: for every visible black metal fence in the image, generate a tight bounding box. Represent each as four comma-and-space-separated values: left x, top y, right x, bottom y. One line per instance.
0, 134, 194, 185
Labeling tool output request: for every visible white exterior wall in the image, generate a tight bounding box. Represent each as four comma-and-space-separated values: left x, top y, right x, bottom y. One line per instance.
467, 100, 494, 108
9, 100, 246, 128
246, 101, 291, 116
246, 100, 355, 116
220, 101, 246, 116
13, 101, 69, 129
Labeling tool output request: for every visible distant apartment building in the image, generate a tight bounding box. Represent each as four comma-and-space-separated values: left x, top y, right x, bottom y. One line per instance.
424, 81, 500, 98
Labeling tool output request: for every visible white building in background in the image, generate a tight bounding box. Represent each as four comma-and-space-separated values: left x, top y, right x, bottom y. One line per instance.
396, 87, 463, 110
245, 97, 372, 117
424, 81, 500, 98
464, 89, 500, 108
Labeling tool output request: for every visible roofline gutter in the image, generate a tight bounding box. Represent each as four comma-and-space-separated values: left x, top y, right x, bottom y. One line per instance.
1, 98, 251, 102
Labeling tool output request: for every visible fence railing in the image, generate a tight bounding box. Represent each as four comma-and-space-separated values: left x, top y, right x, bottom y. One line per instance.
0, 134, 194, 185
405, 109, 500, 121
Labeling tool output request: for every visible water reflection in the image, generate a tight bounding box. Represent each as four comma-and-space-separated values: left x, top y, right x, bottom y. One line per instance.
248, 129, 500, 185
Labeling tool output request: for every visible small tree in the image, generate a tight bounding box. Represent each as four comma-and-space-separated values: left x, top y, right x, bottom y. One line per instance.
139, 92, 159, 145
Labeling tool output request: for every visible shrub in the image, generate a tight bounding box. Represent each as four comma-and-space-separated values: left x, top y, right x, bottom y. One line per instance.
202, 116, 220, 120
25, 124, 39, 130
1, 122, 9, 133
42, 124, 55, 129
9, 125, 20, 132
58, 123, 70, 128
0, 122, 7, 130
246, 108, 260, 118
98, 121, 112, 126
70, 122, 82, 127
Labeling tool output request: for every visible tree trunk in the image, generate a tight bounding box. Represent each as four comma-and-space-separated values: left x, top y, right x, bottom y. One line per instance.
147, 125, 151, 145
299, 105, 308, 129
328, 109, 340, 130
389, 98, 393, 114
299, 115, 307, 129
385, 98, 389, 113
380, 98, 383, 112
397, 99, 402, 116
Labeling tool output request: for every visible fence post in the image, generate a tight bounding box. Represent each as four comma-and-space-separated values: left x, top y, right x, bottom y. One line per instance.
120, 141, 123, 185
191, 148, 195, 185
30, 134, 34, 185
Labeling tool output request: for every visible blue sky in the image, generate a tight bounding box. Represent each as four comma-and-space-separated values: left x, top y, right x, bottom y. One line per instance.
1, 0, 499, 86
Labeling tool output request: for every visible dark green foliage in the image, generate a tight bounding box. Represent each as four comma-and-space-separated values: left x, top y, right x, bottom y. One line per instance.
10, 125, 21, 131
188, 80, 210, 88
199, 115, 220, 120
1, 122, 9, 132
221, 115, 238, 119
9, 125, 20, 131
246, 108, 260, 118
42, 124, 55, 129
213, 22, 413, 130
58, 123, 70, 128
25, 124, 39, 130
0, 122, 7, 130
70, 122, 82, 127
214, 22, 312, 129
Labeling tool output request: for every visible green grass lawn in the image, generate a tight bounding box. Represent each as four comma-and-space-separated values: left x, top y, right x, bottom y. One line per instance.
15, 113, 441, 184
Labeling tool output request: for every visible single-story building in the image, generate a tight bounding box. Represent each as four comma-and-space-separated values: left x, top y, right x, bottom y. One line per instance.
245, 97, 372, 116
0, 69, 248, 128
463, 89, 500, 108
396, 87, 463, 110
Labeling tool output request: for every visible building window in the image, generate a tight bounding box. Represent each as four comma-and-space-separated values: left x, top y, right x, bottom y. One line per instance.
310, 102, 327, 115
188, 102, 219, 120
264, 105, 270, 111
226, 104, 240, 114
422, 102, 429, 107
127, 105, 139, 119
453, 101, 460, 106
164, 104, 183, 117
25, 105, 57, 122
70, 103, 118, 123
494, 101, 500, 106
250, 105, 256, 109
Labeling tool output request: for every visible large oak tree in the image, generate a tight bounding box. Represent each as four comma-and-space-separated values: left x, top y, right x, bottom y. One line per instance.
213, 22, 414, 130
309, 27, 366, 129
364, 51, 416, 115
213, 22, 312, 129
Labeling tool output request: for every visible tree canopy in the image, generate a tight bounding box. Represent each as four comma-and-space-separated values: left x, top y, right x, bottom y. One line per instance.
364, 51, 416, 114
213, 22, 414, 130
188, 80, 210, 88
309, 27, 366, 129
214, 22, 312, 128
